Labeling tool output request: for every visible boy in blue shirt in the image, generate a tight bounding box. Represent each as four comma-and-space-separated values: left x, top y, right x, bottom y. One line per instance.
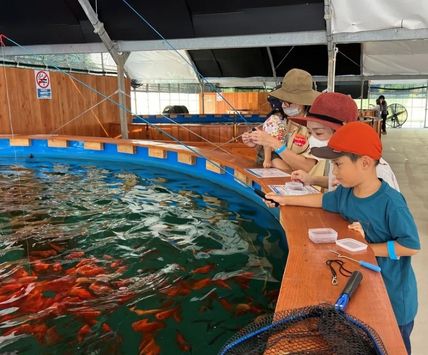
264, 121, 420, 354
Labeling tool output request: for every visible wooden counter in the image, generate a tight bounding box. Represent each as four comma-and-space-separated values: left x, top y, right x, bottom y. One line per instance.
274, 204, 407, 354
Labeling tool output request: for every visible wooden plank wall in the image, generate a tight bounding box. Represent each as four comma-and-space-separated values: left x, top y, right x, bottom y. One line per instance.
0, 66, 130, 137
201, 92, 271, 114
108, 122, 261, 142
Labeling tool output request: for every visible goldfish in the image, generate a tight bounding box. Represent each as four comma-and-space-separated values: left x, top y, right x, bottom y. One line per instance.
45, 326, 61, 345
234, 303, 251, 315
77, 324, 91, 343
191, 278, 211, 290
32, 261, 51, 273
213, 279, 231, 289
65, 251, 85, 260
218, 298, 233, 312
130, 306, 162, 316
30, 250, 57, 258
69, 287, 93, 299
88, 282, 113, 295
132, 319, 165, 333
191, 264, 215, 274
155, 306, 180, 321
102, 323, 112, 333
176, 330, 191, 352
139, 336, 160, 355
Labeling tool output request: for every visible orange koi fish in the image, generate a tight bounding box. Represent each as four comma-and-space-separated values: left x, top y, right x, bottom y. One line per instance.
132, 319, 165, 333
45, 326, 61, 345
191, 278, 211, 290
176, 330, 191, 352
139, 336, 160, 355
155, 306, 180, 321
234, 303, 251, 316
130, 306, 162, 316
191, 264, 215, 274
65, 251, 85, 260
30, 250, 57, 258
89, 282, 113, 295
218, 298, 233, 312
213, 279, 231, 289
77, 324, 91, 343
69, 287, 93, 299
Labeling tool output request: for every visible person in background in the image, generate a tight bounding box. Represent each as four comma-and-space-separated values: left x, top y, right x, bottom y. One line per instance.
376, 95, 388, 135
263, 122, 420, 354
242, 68, 320, 170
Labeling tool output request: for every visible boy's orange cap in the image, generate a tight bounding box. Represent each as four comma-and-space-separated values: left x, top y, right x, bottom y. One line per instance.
310, 121, 382, 160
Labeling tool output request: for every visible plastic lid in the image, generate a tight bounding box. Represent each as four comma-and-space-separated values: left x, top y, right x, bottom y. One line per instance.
336, 238, 368, 252
308, 228, 338, 244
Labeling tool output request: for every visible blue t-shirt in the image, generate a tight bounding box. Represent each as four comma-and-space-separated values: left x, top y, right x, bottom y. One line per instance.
322, 180, 420, 325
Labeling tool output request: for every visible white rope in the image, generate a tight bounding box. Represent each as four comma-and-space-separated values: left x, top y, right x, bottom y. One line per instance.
50, 90, 119, 134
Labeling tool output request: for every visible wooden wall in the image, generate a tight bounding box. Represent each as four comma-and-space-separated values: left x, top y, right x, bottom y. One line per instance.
200, 92, 271, 114
0, 66, 130, 137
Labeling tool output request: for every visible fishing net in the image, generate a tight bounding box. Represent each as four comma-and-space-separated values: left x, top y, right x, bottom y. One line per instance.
219, 303, 387, 355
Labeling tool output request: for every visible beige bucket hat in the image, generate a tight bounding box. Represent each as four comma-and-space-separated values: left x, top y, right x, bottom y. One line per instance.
270, 68, 320, 106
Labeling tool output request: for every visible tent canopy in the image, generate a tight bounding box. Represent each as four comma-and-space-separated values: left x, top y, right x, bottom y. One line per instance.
1, 0, 428, 85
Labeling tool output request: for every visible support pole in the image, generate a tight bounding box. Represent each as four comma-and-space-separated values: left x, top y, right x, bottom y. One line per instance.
324, 0, 336, 92
117, 54, 130, 139
78, 0, 131, 139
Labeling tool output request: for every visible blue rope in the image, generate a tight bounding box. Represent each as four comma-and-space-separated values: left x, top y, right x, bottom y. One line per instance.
3, 35, 252, 189
120, 0, 251, 124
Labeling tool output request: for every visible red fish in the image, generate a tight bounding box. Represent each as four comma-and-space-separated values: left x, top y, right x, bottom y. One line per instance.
218, 298, 233, 312
69, 287, 93, 299
132, 319, 165, 333
176, 330, 191, 352
139, 336, 160, 355
155, 306, 180, 321
77, 324, 91, 343
102, 323, 112, 333
191, 278, 211, 290
234, 303, 251, 315
213, 279, 231, 289
32, 261, 50, 273
89, 282, 113, 295
45, 326, 61, 345
130, 306, 162, 316
30, 250, 57, 258
65, 251, 85, 260
191, 264, 215, 274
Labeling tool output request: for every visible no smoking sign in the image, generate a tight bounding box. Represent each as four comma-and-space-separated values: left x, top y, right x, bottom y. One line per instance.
34, 70, 52, 99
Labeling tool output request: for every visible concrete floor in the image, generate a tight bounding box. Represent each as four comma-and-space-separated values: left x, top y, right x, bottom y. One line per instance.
381, 128, 428, 354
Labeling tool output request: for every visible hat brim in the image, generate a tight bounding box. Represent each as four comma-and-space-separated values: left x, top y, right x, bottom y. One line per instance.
270, 88, 320, 106
310, 146, 344, 159
288, 115, 344, 131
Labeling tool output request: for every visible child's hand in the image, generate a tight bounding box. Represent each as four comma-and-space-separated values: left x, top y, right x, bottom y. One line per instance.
291, 170, 312, 185
264, 192, 286, 208
348, 222, 365, 239
242, 132, 256, 147
263, 160, 272, 168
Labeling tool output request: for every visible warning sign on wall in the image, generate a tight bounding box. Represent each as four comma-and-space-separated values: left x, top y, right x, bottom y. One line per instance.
34, 70, 52, 99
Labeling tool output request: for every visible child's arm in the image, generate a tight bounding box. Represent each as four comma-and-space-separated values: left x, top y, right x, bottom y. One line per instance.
263, 146, 272, 168
264, 192, 323, 208
370, 242, 419, 257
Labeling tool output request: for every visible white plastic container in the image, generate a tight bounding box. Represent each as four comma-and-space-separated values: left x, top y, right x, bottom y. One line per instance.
336, 238, 368, 252
285, 181, 304, 191
308, 228, 338, 244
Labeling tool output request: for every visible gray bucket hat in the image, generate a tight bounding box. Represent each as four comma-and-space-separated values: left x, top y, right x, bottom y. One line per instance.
270, 69, 320, 106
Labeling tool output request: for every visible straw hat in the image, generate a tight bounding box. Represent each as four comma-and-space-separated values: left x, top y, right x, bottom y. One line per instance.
270, 69, 320, 106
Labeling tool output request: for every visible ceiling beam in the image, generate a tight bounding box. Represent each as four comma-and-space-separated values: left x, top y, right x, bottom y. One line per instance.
333, 28, 428, 44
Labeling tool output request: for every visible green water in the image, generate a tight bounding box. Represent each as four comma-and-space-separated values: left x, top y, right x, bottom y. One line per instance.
0, 157, 286, 354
